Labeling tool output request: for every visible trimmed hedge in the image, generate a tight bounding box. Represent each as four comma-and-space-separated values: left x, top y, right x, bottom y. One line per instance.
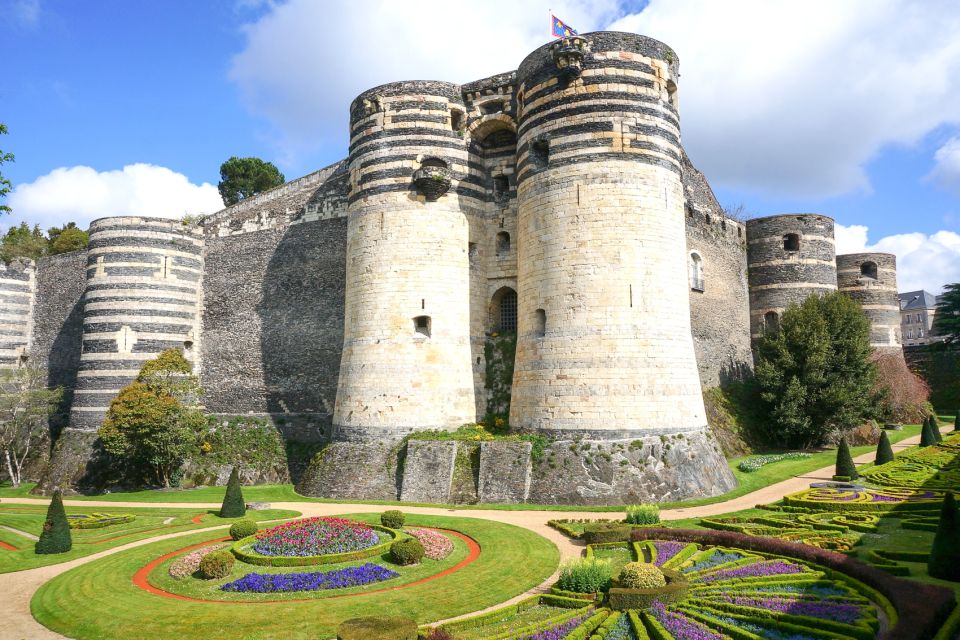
219, 466, 246, 518
337, 616, 417, 640
608, 568, 689, 611
876, 430, 895, 465
921, 419, 937, 447
35, 491, 72, 555
438, 594, 589, 636
199, 549, 235, 579
618, 562, 666, 589
229, 518, 257, 541
381, 510, 405, 529
66, 513, 136, 530
929, 492, 960, 581
836, 438, 858, 480
583, 523, 631, 545
390, 538, 425, 566
231, 524, 399, 567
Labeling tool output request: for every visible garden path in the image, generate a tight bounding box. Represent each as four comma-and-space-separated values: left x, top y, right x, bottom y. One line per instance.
0, 432, 924, 639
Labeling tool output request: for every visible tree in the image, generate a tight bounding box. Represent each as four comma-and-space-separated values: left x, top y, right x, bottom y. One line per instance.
0, 123, 14, 214
0, 366, 62, 487
835, 438, 858, 480
928, 492, 960, 581
98, 349, 204, 487
219, 466, 246, 518
1, 222, 47, 262
920, 418, 937, 448
931, 414, 944, 443
47, 222, 89, 255
875, 430, 894, 466
754, 291, 877, 448
35, 490, 72, 554
217, 156, 285, 206
934, 283, 960, 344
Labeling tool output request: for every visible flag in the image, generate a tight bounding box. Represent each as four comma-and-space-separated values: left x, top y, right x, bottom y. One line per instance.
551, 15, 578, 38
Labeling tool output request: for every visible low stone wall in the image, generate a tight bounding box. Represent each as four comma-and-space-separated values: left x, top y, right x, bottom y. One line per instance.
399, 441, 458, 503
478, 440, 532, 503
295, 440, 400, 500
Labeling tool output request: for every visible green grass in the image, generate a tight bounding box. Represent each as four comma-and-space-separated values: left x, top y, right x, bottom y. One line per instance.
0, 503, 300, 573
452, 603, 581, 640
31, 513, 560, 640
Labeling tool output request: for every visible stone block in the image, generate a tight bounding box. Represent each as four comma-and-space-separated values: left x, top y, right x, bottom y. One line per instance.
400, 440, 457, 503
478, 440, 532, 503
295, 440, 400, 500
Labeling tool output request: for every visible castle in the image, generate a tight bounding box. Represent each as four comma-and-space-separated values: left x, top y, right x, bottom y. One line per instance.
5, 32, 903, 505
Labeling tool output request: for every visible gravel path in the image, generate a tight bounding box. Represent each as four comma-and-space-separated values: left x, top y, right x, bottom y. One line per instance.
0, 432, 923, 640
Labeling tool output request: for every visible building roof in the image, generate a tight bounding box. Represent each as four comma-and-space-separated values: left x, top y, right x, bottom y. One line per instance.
898, 290, 940, 311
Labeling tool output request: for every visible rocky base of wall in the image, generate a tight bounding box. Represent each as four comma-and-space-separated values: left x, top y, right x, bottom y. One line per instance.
295, 440, 401, 500
34, 429, 106, 494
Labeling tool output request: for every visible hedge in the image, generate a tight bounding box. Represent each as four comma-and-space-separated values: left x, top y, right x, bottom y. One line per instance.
437, 594, 589, 636
338, 616, 417, 640
67, 513, 136, 530
608, 569, 688, 611
230, 524, 399, 567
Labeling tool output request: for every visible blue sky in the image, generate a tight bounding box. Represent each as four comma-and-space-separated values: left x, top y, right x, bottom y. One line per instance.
2, 0, 959, 291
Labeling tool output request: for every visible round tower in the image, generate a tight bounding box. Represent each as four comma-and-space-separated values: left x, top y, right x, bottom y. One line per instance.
746, 214, 837, 339
0, 258, 36, 367
69, 216, 204, 429
510, 33, 708, 439
333, 81, 476, 440
837, 252, 902, 351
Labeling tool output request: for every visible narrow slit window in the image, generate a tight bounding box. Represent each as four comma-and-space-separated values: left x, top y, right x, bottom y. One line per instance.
689, 252, 704, 292
764, 311, 779, 333
414, 315, 431, 337
534, 309, 546, 337
531, 138, 549, 169
450, 109, 464, 132
496, 231, 511, 256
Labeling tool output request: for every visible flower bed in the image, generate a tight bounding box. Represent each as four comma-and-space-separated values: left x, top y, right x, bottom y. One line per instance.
168, 543, 229, 579
67, 513, 136, 530
737, 452, 811, 473
220, 562, 399, 593
406, 528, 453, 560
231, 518, 398, 567
783, 486, 944, 511
698, 510, 878, 552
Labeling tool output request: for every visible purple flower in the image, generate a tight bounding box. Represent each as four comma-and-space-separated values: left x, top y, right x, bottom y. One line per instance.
650, 602, 724, 640
653, 541, 686, 567
698, 559, 805, 583
220, 563, 399, 593
713, 595, 862, 625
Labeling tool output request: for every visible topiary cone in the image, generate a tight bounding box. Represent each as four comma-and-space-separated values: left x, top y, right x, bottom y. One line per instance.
929, 492, 960, 581
954, 412, 959, 432
875, 431, 894, 466
920, 418, 937, 448
932, 414, 943, 443
219, 466, 246, 518
835, 437, 858, 480
35, 490, 72, 554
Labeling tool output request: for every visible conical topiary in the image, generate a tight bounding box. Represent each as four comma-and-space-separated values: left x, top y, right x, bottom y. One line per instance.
954, 412, 959, 432
875, 431, 894, 466
219, 466, 246, 518
929, 492, 960, 581
921, 418, 937, 448
931, 414, 943, 443
35, 490, 72, 554
835, 438, 858, 480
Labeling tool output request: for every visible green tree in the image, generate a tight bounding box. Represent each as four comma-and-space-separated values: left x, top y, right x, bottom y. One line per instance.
0, 366, 62, 487
754, 292, 877, 448
0, 123, 14, 214
834, 438, 858, 480
920, 418, 937, 447
47, 222, 89, 255
1, 222, 47, 262
35, 490, 72, 554
219, 466, 246, 518
875, 430, 894, 466
929, 492, 960, 581
933, 283, 960, 344
98, 349, 204, 487
217, 156, 285, 206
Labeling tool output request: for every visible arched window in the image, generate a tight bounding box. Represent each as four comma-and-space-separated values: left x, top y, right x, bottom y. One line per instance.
421, 157, 447, 169
534, 309, 546, 337
764, 311, 779, 333
490, 287, 517, 333
689, 252, 704, 292
861, 261, 878, 280
496, 231, 511, 256
783, 233, 800, 252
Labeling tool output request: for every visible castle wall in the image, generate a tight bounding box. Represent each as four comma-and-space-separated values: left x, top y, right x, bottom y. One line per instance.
837, 252, 902, 351
0, 258, 36, 368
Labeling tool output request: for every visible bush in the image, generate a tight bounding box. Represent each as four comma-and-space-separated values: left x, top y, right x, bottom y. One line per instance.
390, 538, 424, 565
582, 523, 631, 544
625, 504, 660, 525
422, 629, 454, 640
381, 510, 405, 529
337, 616, 417, 640
555, 557, 611, 593
229, 518, 257, 541
872, 350, 930, 423
931, 414, 944, 443
835, 438, 858, 480
618, 562, 666, 589
219, 466, 246, 518
35, 490, 72, 555
875, 430, 894, 466
955, 413, 959, 432
929, 492, 960, 581
199, 549, 235, 579
920, 419, 937, 447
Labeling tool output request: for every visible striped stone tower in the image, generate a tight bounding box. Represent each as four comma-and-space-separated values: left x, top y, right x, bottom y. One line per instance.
746, 214, 837, 340
332, 81, 476, 439
509, 32, 708, 439
69, 216, 204, 429
0, 258, 36, 367
837, 252, 902, 351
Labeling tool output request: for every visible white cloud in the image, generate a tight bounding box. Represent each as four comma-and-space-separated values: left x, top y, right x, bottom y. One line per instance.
836, 223, 960, 293
927, 136, 960, 195
11, 0, 40, 26
6, 164, 224, 232
230, 0, 960, 197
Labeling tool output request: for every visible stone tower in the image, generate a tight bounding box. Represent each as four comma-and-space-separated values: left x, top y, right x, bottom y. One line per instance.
509, 33, 708, 439
837, 252, 902, 352
746, 214, 837, 339
0, 258, 36, 367
332, 81, 476, 440
69, 216, 204, 429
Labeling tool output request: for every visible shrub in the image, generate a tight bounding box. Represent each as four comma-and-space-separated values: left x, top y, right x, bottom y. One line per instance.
555, 557, 611, 593
875, 430, 894, 466
229, 518, 257, 541
390, 538, 424, 565
931, 414, 944, 443
625, 504, 660, 525
199, 549, 235, 579
337, 616, 417, 640
929, 492, 960, 581
955, 412, 959, 432
219, 466, 246, 518
406, 527, 454, 560
583, 523, 630, 544
920, 419, 937, 447
737, 452, 810, 472
422, 629, 454, 640
835, 438, 858, 480
168, 543, 228, 579
618, 562, 666, 589
872, 350, 930, 423
381, 510, 405, 529
35, 490, 72, 555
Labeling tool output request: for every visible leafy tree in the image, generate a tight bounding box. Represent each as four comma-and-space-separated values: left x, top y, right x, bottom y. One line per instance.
0, 366, 62, 487
35, 490, 72, 554
219, 466, 246, 518
1, 222, 46, 262
834, 438, 858, 480
875, 430, 894, 466
217, 156, 285, 206
47, 222, 89, 255
754, 291, 877, 448
934, 283, 960, 344
98, 349, 204, 487
929, 492, 960, 581
0, 123, 14, 214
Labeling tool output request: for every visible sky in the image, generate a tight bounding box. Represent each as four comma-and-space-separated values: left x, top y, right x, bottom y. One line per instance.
1, 0, 959, 293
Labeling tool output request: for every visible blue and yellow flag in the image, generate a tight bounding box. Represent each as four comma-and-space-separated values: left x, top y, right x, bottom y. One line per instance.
551, 15, 578, 38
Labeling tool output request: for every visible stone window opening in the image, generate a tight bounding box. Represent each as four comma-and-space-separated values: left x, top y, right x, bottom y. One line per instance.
764, 311, 780, 333
783, 233, 800, 252
414, 315, 431, 338
496, 231, 511, 256
531, 138, 549, 169
861, 261, 878, 280
480, 100, 505, 115
534, 309, 546, 337
183, 339, 194, 351
468, 242, 478, 258
491, 287, 518, 333
705, 214, 712, 224
493, 175, 509, 200
689, 252, 704, 292
666, 79, 678, 109
421, 157, 448, 170
450, 109, 465, 132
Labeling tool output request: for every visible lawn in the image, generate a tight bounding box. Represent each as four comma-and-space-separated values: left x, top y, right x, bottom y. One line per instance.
0, 503, 300, 573
31, 513, 560, 640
